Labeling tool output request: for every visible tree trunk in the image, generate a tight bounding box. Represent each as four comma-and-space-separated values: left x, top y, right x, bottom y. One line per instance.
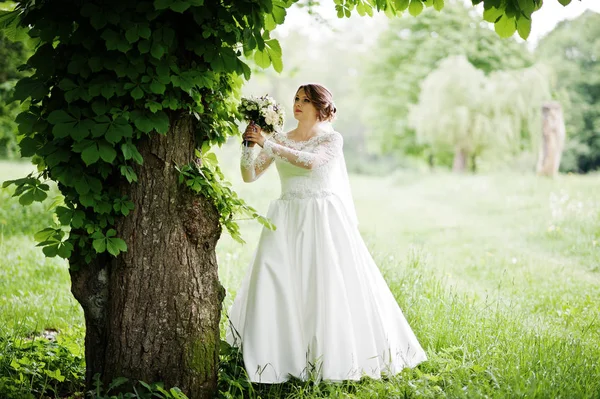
70, 114, 223, 399
470, 154, 477, 173
536, 102, 566, 177
452, 147, 468, 173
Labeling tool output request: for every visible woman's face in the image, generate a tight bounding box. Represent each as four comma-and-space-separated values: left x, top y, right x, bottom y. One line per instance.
293, 88, 319, 122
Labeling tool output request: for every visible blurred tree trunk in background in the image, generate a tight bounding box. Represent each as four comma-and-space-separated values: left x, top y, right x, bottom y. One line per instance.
453, 148, 467, 173
537, 102, 566, 177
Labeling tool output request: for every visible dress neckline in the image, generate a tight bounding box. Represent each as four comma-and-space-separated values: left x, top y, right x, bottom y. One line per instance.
276, 124, 335, 148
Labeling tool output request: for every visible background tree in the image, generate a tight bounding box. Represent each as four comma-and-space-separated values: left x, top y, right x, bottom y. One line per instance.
360, 1, 533, 163
409, 55, 550, 172
536, 11, 600, 173
0, 28, 29, 158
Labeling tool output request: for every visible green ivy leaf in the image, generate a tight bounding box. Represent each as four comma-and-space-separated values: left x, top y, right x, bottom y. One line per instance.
71, 120, 92, 142
154, 0, 173, 10
92, 100, 109, 116
433, 0, 444, 11
149, 111, 170, 134
139, 24, 151, 39
35, 228, 57, 243
93, 236, 106, 253
265, 39, 283, 73
138, 40, 151, 54
254, 50, 271, 69
55, 207, 73, 226
16, 112, 37, 135
125, 26, 139, 44
516, 15, 532, 39
12, 77, 47, 102
408, 0, 424, 16
495, 15, 517, 38
151, 42, 165, 59
483, 6, 503, 23
394, 0, 410, 11
146, 101, 163, 113
107, 237, 127, 256
170, 1, 191, 12
42, 244, 59, 257
271, 3, 287, 24
131, 86, 144, 100
48, 110, 75, 125
92, 115, 111, 137
98, 141, 117, 163
150, 80, 166, 94
120, 165, 138, 182
557, 0, 570, 5
19, 190, 35, 205
81, 142, 100, 165
516, 0, 535, 14
58, 78, 78, 91
121, 141, 144, 165
106, 118, 133, 143
89, 56, 104, 72
101, 29, 120, 51
19, 137, 42, 157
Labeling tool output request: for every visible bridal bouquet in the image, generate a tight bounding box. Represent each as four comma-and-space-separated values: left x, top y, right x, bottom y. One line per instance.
238, 95, 285, 134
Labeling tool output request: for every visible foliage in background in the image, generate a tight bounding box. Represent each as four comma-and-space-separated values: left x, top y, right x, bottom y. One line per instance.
536, 11, 600, 173
0, 28, 29, 159
361, 2, 533, 163
409, 55, 550, 171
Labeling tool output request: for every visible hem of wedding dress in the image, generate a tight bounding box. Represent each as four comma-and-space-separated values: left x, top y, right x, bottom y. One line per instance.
245, 355, 429, 385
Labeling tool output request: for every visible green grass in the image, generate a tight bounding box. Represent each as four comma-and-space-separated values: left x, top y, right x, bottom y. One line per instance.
1, 154, 600, 398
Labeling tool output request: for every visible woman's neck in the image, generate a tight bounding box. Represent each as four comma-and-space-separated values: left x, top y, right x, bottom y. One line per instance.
294, 120, 325, 140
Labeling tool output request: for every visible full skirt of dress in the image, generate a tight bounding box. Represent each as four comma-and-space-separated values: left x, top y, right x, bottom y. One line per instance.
226, 194, 427, 383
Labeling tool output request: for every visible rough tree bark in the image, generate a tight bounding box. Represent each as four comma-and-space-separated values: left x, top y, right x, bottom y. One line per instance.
536, 102, 566, 177
70, 114, 223, 399
452, 147, 468, 173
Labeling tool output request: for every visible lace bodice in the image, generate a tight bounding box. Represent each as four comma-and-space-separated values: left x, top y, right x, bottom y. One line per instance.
240, 129, 343, 200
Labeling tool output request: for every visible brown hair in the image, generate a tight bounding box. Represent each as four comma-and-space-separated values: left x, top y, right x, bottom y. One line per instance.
296, 84, 337, 121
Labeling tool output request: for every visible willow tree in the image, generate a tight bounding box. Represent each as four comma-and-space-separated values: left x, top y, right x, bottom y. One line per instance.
0, 0, 572, 397
360, 1, 534, 160
408, 55, 550, 172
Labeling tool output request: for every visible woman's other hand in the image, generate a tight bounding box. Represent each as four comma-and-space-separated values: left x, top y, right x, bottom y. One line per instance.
243, 122, 266, 147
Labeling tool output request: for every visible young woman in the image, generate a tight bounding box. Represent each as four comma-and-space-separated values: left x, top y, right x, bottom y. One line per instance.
227, 84, 427, 383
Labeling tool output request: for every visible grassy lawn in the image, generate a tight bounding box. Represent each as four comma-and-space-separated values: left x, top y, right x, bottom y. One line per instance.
1, 153, 599, 398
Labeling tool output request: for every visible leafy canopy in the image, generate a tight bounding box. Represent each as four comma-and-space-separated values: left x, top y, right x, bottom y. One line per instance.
1, 0, 292, 267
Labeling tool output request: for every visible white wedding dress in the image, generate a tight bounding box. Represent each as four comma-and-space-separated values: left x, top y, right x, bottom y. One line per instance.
226, 123, 427, 383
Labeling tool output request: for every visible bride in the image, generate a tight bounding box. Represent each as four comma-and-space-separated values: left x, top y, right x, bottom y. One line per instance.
226, 84, 427, 383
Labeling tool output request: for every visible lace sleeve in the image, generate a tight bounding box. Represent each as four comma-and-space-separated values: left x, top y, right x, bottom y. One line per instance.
240, 145, 275, 182
263, 133, 343, 170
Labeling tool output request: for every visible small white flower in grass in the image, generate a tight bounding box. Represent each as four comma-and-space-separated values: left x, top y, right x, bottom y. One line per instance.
511, 257, 517, 264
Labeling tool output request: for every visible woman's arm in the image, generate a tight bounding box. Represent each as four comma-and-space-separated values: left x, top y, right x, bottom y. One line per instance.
240, 145, 274, 182
263, 133, 343, 170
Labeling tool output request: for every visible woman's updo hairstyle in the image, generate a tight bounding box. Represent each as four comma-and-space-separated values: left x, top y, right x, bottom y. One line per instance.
297, 84, 337, 122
